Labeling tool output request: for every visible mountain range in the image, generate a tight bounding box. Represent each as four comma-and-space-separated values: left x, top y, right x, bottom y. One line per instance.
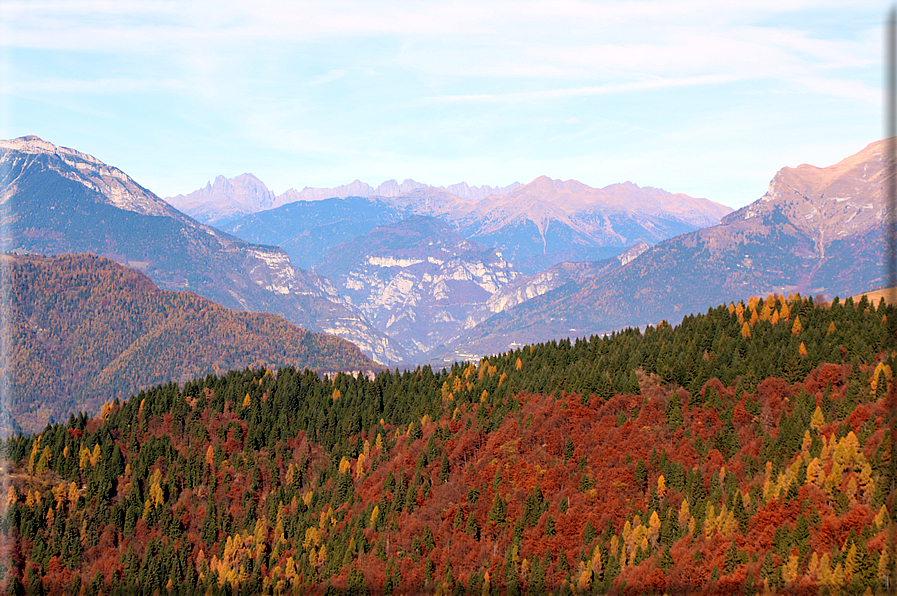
167, 175, 522, 227
0, 136, 407, 363
424, 139, 888, 364
0, 134, 887, 370
213, 175, 730, 357
187, 174, 731, 274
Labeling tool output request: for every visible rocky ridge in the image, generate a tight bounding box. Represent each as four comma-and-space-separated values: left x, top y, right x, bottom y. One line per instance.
169, 175, 522, 226
722, 139, 886, 257
0, 135, 180, 220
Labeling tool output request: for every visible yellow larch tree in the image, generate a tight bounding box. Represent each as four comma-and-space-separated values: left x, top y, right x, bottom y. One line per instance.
806, 457, 827, 489
871, 361, 892, 399
780, 300, 791, 321
782, 553, 799, 585
648, 511, 661, 547
656, 474, 666, 498
810, 406, 825, 431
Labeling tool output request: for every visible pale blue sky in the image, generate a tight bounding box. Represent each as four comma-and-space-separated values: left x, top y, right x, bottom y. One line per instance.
0, 0, 885, 208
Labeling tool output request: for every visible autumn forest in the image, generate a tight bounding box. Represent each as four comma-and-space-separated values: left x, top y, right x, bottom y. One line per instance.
1, 292, 896, 595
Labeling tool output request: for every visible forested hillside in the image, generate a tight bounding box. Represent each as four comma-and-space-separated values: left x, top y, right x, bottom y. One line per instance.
1, 254, 376, 434
1, 292, 895, 594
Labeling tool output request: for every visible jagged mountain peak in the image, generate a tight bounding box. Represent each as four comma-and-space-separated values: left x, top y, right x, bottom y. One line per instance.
198, 173, 275, 210
206, 172, 269, 191
373, 179, 429, 196
167, 172, 277, 225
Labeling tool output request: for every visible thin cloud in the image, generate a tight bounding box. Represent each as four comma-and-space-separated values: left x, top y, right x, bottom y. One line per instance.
411, 74, 746, 105
308, 70, 347, 86
7, 77, 185, 95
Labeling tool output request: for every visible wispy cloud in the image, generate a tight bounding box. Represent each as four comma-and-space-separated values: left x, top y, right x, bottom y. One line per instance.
411, 74, 747, 105
308, 69, 347, 86
6, 77, 185, 95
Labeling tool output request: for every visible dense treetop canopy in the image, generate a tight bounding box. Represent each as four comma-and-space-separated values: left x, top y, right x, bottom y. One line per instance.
1, 291, 895, 594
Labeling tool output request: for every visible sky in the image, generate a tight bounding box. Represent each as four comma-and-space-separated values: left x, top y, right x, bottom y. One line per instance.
0, 0, 886, 209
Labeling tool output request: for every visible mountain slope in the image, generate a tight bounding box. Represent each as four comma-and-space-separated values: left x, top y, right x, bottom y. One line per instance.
1, 253, 376, 434
431, 141, 887, 359
315, 216, 519, 358
0, 136, 406, 363
225, 197, 407, 269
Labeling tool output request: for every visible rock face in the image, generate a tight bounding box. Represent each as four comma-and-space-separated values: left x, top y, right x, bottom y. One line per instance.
0, 135, 182, 220
315, 216, 519, 357
423, 141, 888, 362
0, 136, 407, 363
721, 139, 886, 258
